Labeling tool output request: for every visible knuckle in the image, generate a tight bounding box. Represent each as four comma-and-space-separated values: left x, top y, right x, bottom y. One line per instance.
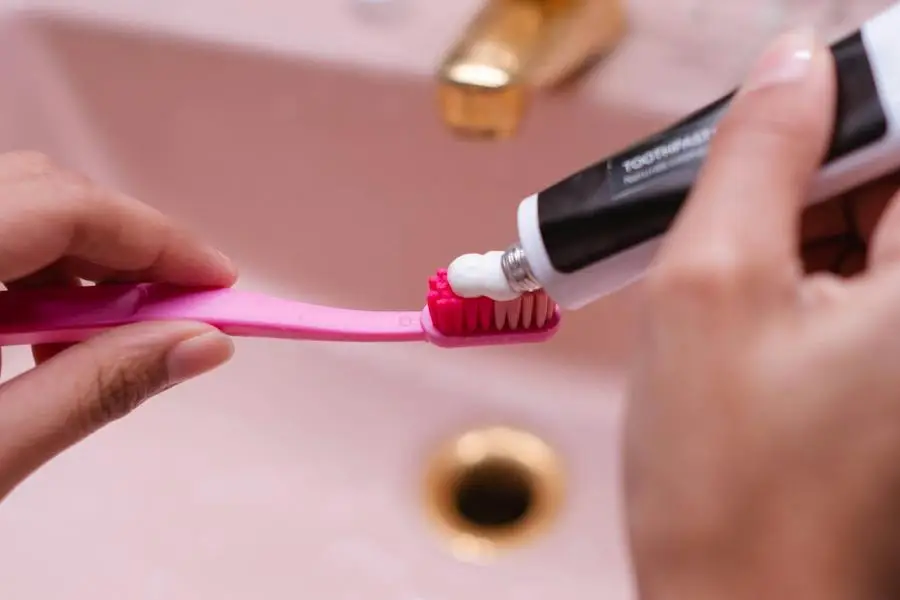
647, 249, 769, 306
52, 170, 97, 200
0, 150, 56, 176
77, 356, 168, 434
39, 170, 105, 233
646, 260, 730, 305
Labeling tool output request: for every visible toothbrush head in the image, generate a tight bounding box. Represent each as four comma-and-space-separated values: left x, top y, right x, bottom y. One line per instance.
422, 269, 560, 348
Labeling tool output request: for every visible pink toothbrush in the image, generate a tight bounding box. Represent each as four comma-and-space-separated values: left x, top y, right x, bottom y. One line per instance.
0, 270, 560, 348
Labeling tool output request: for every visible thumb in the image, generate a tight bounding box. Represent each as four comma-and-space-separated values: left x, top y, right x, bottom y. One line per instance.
659, 28, 834, 288
0, 321, 233, 499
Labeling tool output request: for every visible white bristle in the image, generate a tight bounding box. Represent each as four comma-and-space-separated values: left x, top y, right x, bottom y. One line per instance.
508, 298, 522, 330
494, 300, 507, 330
534, 293, 548, 328
486, 291, 556, 331
521, 293, 535, 327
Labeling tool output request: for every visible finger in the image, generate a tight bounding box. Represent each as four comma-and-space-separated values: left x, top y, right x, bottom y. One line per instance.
0, 321, 233, 500
659, 29, 834, 288
850, 180, 895, 243
800, 272, 849, 308
0, 169, 236, 286
0, 151, 54, 181
868, 188, 900, 270
4, 262, 82, 365
54, 256, 162, 285
855, 193, 891, 242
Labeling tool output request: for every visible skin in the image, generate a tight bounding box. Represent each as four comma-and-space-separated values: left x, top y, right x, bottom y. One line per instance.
0, 150, 236, 502
625, 30, 900, 599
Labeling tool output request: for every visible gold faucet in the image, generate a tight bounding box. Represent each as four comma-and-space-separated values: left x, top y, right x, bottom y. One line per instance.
437, 0, 626, 139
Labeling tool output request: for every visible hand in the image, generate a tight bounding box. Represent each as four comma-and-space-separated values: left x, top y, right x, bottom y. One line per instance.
624, 29, 900, 599
0, 152, 236, 501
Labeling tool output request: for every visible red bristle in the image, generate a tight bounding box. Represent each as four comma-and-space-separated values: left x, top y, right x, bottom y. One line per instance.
463, 300, 478, 331
446, 299, 464, 334
426, 269, 558, 336
477, 296, 493, 331
427, 291, 441, 330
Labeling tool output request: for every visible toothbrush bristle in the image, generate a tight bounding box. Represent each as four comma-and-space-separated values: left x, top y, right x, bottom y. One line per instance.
426, 269, 559, 336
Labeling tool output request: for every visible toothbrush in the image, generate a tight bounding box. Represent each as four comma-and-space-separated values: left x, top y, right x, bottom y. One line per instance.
0, 270, 560, 348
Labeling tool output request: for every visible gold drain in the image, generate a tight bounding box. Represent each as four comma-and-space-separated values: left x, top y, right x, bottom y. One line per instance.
423, 427, 564, 561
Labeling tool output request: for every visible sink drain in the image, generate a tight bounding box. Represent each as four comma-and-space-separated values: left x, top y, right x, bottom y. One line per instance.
454, 457, 532, 528
423, 427, 564, 561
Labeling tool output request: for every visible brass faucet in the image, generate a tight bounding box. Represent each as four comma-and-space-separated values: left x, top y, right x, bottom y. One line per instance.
437, 0, 626, 138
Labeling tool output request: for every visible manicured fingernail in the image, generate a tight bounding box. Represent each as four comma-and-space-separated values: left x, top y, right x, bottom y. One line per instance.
166, 330, 234, 384
743, 27, 817, 93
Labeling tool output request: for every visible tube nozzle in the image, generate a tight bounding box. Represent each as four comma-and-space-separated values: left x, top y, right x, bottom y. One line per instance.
501, 244, 542, 294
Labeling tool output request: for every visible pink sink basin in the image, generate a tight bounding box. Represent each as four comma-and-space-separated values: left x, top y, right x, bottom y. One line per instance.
0, 1, 893, 597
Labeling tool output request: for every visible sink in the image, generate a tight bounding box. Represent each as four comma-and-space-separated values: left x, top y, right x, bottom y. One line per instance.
0, 1, 893, 597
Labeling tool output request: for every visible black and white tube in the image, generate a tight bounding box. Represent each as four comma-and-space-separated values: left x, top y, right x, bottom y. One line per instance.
508, 1, 900, 310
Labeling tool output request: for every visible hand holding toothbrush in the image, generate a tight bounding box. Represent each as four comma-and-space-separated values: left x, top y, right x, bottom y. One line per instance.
0, 151, 236, 502
625, 29, 900, 600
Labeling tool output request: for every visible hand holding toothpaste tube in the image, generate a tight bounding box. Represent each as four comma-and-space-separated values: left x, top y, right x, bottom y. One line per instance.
625, 28, 900, 600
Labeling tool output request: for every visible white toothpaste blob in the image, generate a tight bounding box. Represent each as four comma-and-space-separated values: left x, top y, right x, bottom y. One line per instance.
446, 251, 520, 301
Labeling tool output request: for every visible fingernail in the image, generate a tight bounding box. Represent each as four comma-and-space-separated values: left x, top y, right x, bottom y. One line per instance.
166, 330, 234, 384
208, 249, 238, 284
215, 250, 237, 273
743, 27, 817, 93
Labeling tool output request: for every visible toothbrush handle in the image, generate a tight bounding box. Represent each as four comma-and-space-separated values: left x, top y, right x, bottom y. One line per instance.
0, 283, 426, 346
